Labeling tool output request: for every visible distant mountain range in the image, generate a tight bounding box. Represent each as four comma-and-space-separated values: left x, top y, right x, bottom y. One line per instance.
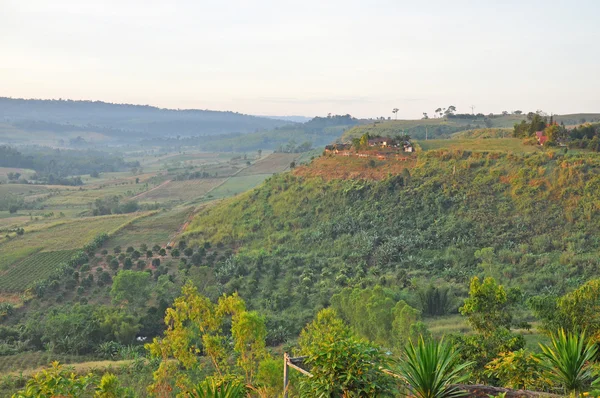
262, 115, 312, 123
0, 97, 292, 140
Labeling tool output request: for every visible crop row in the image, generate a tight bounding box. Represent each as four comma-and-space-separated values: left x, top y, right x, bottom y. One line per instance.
0, 250, 77, 292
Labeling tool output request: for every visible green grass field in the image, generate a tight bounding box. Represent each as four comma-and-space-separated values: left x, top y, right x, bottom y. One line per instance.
417, 138, 540, 153
207, 174, 272, 199
105, 208, 191, 248
237, 153, 299, 176
0, 351, 95, 374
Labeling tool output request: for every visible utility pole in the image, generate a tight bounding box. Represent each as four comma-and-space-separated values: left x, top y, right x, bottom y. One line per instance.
425, 126, 428, 141
470, 105, 475, 115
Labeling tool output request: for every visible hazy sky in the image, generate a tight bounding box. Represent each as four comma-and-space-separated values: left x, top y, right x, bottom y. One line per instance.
1, 0, 599, 118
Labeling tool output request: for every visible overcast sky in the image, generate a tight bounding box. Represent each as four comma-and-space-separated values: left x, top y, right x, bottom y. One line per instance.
1, 0, 599, 118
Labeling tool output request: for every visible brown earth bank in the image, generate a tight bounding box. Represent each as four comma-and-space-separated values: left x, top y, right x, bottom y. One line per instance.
293, 153, 416, 181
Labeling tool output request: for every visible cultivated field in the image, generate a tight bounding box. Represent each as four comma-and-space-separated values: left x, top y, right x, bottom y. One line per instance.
208, 174, 272, 199
134, 179, 226, 204
0, 249, 78, 292
237, 153, 299, 176
0, 214, 139, 272
105, 207, 191, 248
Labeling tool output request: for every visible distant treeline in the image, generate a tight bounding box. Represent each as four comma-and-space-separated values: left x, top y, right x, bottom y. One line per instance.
0, 145, 139, 184
0, 97, 290, 137
141, 114, 359, 152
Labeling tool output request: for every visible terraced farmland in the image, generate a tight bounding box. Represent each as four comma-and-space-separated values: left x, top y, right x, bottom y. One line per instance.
0, 249, 78, 292
0, 214, 138, 269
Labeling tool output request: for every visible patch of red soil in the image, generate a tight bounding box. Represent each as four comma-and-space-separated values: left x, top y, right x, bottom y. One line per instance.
293, 155, 416, 181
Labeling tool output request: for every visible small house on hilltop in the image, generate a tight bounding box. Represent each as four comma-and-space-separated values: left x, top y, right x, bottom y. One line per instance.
368, 137, 392, 147
535, 131, 548, 145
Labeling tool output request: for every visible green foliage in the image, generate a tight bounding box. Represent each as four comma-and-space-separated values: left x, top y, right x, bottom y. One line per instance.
95, 373, 135, 398
459, 277, 513, 336
533, 279, 600, 341
110, 270, 151, 311
331, 285, 423, 348
539, 329, 598, 394
485, 349, 549, 391
397, 336, 472, 398
190, 379, 247, 398
299, 309, 396, 397
418, 285, 453, 317
184, 149, 600, 336
146, 282, 265, 395
231, 311, 267, 384
450, 328, 525, 383
12, 361, 94, 398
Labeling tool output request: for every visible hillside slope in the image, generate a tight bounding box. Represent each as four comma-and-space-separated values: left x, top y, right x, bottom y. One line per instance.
185, 149, 600, 333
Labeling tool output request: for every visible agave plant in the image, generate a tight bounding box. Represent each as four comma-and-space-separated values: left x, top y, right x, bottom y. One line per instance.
539, 329, 598, 394
397, 336, 472, 398
191, 379, 247, 398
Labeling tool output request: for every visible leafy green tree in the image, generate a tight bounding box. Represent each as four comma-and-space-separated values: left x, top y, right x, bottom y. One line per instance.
418, 284, 452, 317
110, 270, 151, 311
96, 306, 140, 345
397, 336, 472, 398
109, 259, 119, 271
146, 283, 263, 395
392, 300, 426, 349
298, 309, 396, 397
459, 277, 514, 335
532, 279, 600, 341
95, 373, 135, 398
232, 311, 267, 384
331, 286, 424, 348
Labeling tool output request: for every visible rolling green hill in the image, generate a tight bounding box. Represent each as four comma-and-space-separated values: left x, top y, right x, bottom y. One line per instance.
184, 148, 600, 333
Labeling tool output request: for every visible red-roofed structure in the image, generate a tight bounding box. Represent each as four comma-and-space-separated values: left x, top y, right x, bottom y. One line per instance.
535, 131, 548, 145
